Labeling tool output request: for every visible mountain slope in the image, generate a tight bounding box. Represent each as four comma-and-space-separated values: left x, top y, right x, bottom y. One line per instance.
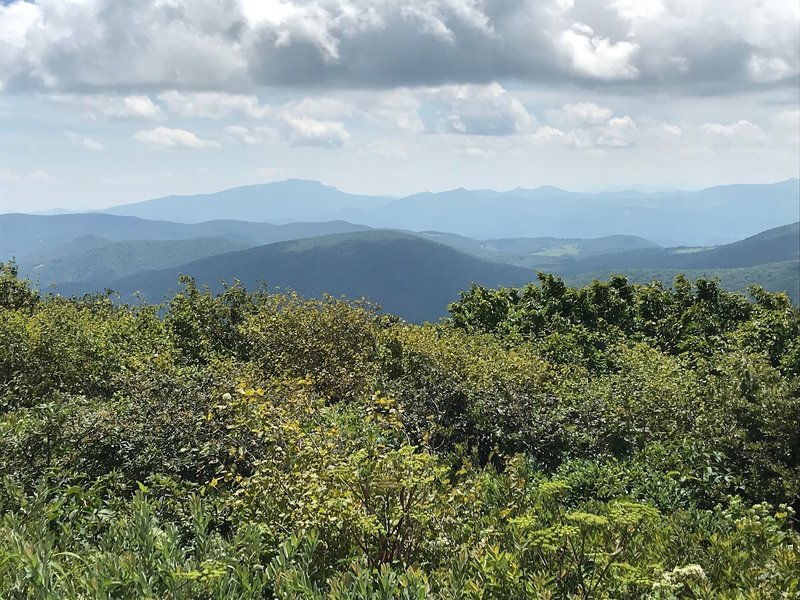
554, 222, 800, 274
0, 213, 370, 259
19, 236, 251, 286
680, 222, 799, 268
66, 231, 536, 323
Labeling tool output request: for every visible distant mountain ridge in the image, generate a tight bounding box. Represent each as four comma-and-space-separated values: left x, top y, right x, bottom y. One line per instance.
93, 178, 800, 246
101, 179, 391, 224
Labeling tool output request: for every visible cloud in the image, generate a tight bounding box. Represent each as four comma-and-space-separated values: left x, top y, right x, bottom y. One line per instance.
47, 94, 163, 120
549, 102, 614, 125
595, 115, 638, 146
133, 127, 220, 148
431, 82, 534, 136
65, 131, 105, 151
224, 124, 278, 145
541, 102, 639, 148
159, 91, 269, 119
0, 0, 796, 93
531, 125, 568, 144
701, 120, 766, 147
0, 0, 248, 92
771, 109, 800, 129
558, 23, 639, 80
282, 116, 349, 147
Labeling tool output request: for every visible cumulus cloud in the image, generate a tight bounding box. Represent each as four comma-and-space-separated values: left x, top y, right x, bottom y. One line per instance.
558, 23, 639, 80
701, 120, 766, 147
224, 124, 279, 145
595, 115, 638, 147
133, 127, 220, 149
282, 116, 350, 147
431, 83, 534, 136
46, 94, 163, 120
549, 102, 614, 125
540, 102, 641, 148
159, 92, 269, 119
0, 0, 796, 93
65, 131, 105, 151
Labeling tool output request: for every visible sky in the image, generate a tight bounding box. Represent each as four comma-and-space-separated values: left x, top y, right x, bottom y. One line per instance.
0, 0, 799, 213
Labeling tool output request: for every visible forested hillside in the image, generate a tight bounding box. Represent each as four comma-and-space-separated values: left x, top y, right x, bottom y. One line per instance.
66, 231, 535, 323
0, 213, 370, 260
1, 262, 798, 598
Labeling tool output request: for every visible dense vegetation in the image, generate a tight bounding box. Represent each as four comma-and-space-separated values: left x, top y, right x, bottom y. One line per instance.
1, 261, 799, 598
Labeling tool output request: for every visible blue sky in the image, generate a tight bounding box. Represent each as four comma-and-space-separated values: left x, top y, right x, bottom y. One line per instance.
1, 0, 798, 212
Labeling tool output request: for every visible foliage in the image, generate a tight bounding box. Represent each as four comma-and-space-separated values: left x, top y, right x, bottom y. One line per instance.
1, 264, 798, 598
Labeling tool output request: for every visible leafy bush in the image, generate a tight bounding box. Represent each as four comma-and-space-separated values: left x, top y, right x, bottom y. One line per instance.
1, 263, 798, 598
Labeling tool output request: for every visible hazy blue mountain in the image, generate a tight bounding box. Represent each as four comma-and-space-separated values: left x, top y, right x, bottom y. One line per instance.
0, 212, 370, 260
59, 231, 536, 323
101, 179, 391, 223
84, 178, 800, 245
18, 236, 251, 287
327, 180, 799, 245
681, 222, 799, 268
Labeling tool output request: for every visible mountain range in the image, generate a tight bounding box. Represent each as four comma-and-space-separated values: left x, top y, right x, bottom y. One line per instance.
94, 178, 800, 246
3, 178, 798, 321
13, 220, 799, 322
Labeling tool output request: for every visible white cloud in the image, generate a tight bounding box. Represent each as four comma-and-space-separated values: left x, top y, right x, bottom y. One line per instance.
596, 115, 638, 147
224, 125, 279, 145
611, 0, 665, 24
133, 127, 220, 149
47, 94, 162, 120
65, 131, 105, 151
284, 96, 355, 120
549, 102, 614, 125
531, 125, 567, 144
747, 55, 794, 83
159, 92, 270, 119
361, 89, 425, 133
558, 23, 639, 80
432, 82, 534, 136
701, 120, 766, 147
108, 96, 163, 120
282, 116, 349, 148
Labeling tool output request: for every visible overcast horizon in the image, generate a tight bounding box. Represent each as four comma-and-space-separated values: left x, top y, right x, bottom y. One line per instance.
1, 0, 799, 213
